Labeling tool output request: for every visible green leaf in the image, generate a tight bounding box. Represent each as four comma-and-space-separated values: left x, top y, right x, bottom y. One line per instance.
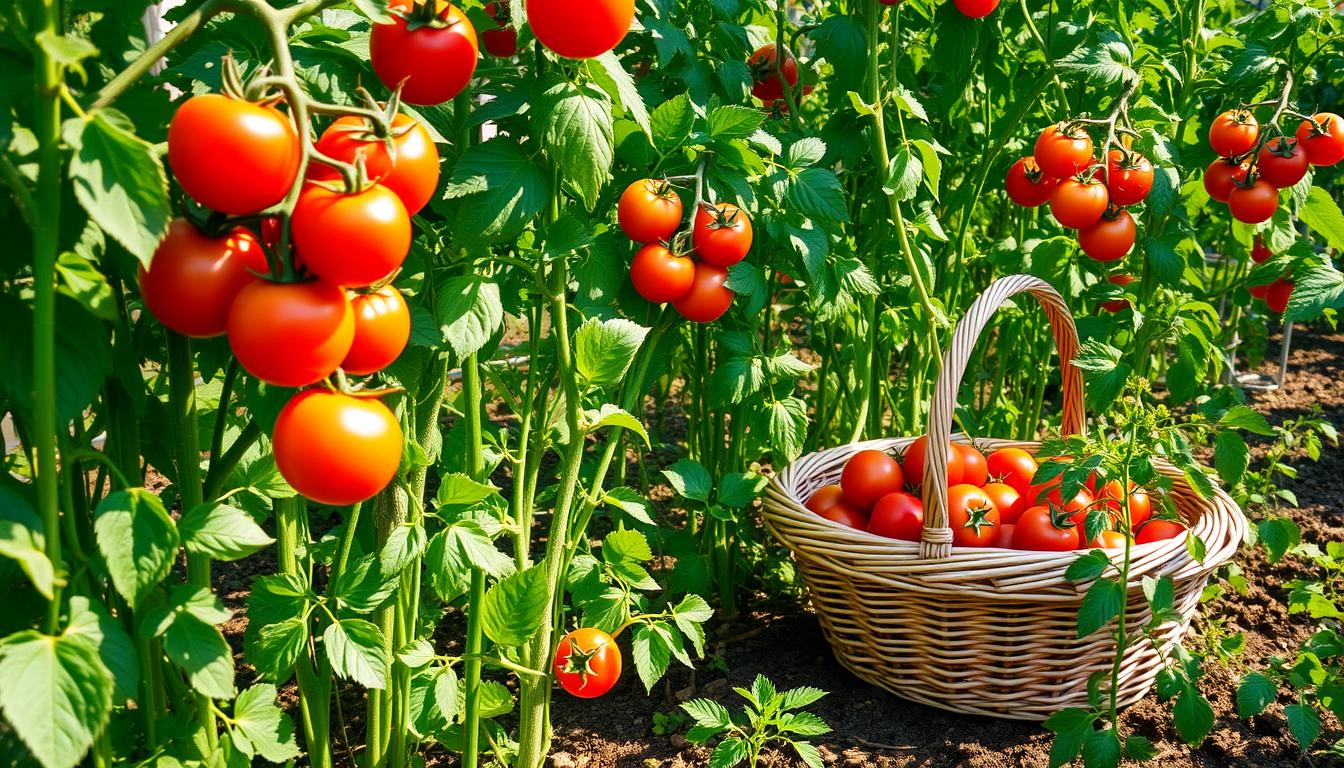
153, 589, 236, 699
650, 93, 695, 151
1257, 517, 1301, 564
709, 736, 750, 768
708, 105, 765, 140
718, 472, 766, 508
582, 404, 650, 447
35, 31, 98, 80
575, 317, 649, 389
93, 489, 179, 608
662, 459, 712, 503
379, 521, 427, 575
1064, 551, 1110, 583
1173, 686, 1214, 746
435, 472, 499, 508
1300, 187, 1344, 254
62, 109, 171, 267
539, 80, 614, 210
1213, 430, 1249, 487
604, 486, 655, 525
631, 623, 672, 692
1077, 578, 1123, 638
231, 684, 300, 763
178, 503, 273, 561
671, 594, 712, 657
1123, 734, 1157, 760
251, 617, 308, 683
481, 565, 549, 646
0, 487, 55, 599
1285, 704, 1320, 750
778, 710, 831, 737
809, 15, 866, 87
397, 639, 436, 669
1043, 707, 1094, 768
764, 396, 809, 463
591, 52, 651, 137
1235, 672, 1276, 718
680, 698, 732, 730
1056, 28, 1135, 84
435, 276, 503, 360
441, 140, 550, 243
786, 137, 827, 169
0, 631, 113, 768
1082, 726, 1121, 768
55, 252, 115, 322
779, 685, 827, 711
1218, 404, 1274, 436
63, 597, 139, 703
883, 146, 922, 202
329, 554, 399, 614
787, 168, 848, 223
794, 741, 824, 768
910, 139, 943, 199
323, 618, 389, 689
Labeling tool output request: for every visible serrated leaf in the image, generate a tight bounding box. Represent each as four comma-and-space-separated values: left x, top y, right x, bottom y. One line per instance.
1236, 672, 1276, 718
708, 105, 765, 140
323, 619, 388, 689
178, 503, 272, 561
435, 276, 503, 360
93, 489, 179, 608
441, 140, 550, 242
63, 597, 139, 703
1077, 578, 1124, 638
540, 81, 614, 210
575, 317, 649, 389
481, 565, 549, 646
0, 631, 113, 768
663, 459, 712, 503
231, 684, 300, 763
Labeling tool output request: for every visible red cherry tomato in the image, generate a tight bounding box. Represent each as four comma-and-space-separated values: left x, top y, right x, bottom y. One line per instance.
629, 244, 695, 304
274, 390, 402, 505
1228, 179, 1279, 224
903, 435, 964, 488
167, 94, 301, 216
1050, 177, 1109, 229
1100, 274, 1136, 313
1012, 505, 1081, 551
528, 0, 634, 59
840, 450, 905, 510
291, 184, 411, 288
1097, 480, 1152, 531
1266, 278, 1294, 314
1203, 159, 1248, 203
1005, 157, 1058, 207
692, 203, 753, 268
554, 628, 622, 698
1251, 236, 1272, 263
1034, 123, 1094, 179
313, 113, 440, 216
748, 44, 799, 103
1208, 109, 1259, 157
371, 0, 478, 106
139, 219, 268, 338
867, 492, 923, 541
956, 444, 988, 487
1249, 281, 1272, 300
342, 286, 411, 376
1256, 137, 1310, 189
1078, 208, 1136, 262
1296, 112, 1344, 166
985, 447, 1037, 497
1135, 519, 1187, 545
1105, 149, 1154, 206
226, 280, 354, 387
947, 484, 999, 547
618, 179, 683, 244
481, 1, 518, 57
672, 262, 734, 323
953, 0, 1000, 17
982, 482, 1025, 525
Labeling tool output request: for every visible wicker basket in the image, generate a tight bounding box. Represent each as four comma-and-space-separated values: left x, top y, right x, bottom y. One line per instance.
762, 275, 1247, 721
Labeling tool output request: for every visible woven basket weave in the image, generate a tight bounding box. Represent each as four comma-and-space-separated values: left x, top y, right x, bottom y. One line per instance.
762, 275, 1247, 721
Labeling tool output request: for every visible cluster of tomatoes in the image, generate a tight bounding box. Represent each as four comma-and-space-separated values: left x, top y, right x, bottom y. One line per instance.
1248, 236, 1295, 315
1006, 123, 1156, 265
805, 442, 1187, 552
619, 179, 754, 323
1203, 109, 1344, 224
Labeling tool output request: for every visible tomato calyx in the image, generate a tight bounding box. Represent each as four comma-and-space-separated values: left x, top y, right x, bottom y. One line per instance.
959, 503, 997, 537
397, 1, 469, 31
557, 638, 605, 686
1042, 504, 1079, 531
696, 200, 746, 231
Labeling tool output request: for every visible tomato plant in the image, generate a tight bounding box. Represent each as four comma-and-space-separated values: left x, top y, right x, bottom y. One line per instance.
370, 0, 479, 106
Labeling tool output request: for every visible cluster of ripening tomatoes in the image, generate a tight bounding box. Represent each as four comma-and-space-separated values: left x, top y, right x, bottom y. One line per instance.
620, 180, 754, 323
806, 442, 1186, 551
1202, 109, 1344, 224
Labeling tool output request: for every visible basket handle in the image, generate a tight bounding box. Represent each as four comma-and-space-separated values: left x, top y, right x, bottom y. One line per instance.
918, 275, 1086, 559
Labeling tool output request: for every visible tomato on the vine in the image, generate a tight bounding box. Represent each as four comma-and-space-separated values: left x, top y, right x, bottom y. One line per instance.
167, 94, 301, 215
370, 1, 478, 106
342, 286, 411, 376
1100, 274, 1136, 313
1011, 506, 1080, 551
618, 179, 683, 244
528, 0, 634, 59
1251, 236, 1272, 263
313, 113, 440, 215
1005, 157, 1057, 207
982, 482, 1025, 525
947, 484, 999, 547
481, 1, 518, 57
273, 389, 403, 505
554, 628, 622, 699
1050, 177, 1109, 229
1296, 112, 1344, 166
672, 262, 734, 323
903, 435, 964, 488
629, 244, 695, 304
748, 44, 798, 103
985, 447, 1037, 497
1256, 137, 1309, 189
139, 219, 268, 338
1135, 519, 1187, 545
692, 203, 753, 267
291, 183, 411, 288
1266, 278, 1294, 314
1034, 123, 1094, 179
1105, 149, 1154, 206
227, 279, 354, 387
1227, 179, 1279, 224
953, 0, 1000, 18
1203, 159, 1248, 203
956, 444, 988, 487
840, 450, 905, 509
867, 492, 923, 541
1078, 208, 1136, 262
1208, 109, 1259, 157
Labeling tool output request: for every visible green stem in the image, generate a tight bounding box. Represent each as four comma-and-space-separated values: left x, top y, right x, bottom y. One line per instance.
462, 352, 486, 768
275, 496, 332, 768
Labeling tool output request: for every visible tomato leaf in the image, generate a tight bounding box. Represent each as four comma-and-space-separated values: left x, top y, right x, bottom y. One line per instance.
631, 623, 673, 693
0, 484, 55, 599
62, 597, 139, 703
1235, 671, 1276, 718
603, 486, 655, 526
440, 140, 550, 242
1213, 429, 1249, 486
589, 52, 651, 138
435, 276, 503, 360
663, 459, 713, 503
250, 617, 308, 684
650, 93, 695, 152
93, 489, 179, 609
1043, 707, 1094, 768
178, 502, 273, 562
708, 104, 764, 140
0, 630, 113, 768
230, 684, 300, 763
1257, 516, 1301, 564
323, 618, 389, 689
481, 565, 549, 646
538, 80, 615, 211
1173, 685, 1214, 746
575, 317, 649, 390
149, 587, 236, 700
1076, 578, 1124, 638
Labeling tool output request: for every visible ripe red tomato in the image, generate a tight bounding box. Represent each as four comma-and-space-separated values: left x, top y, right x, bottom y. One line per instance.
841, 450, 905, 510
1089, 530, 1129, 549
993, 523, 1016, 548
867, 492, 923, 541
1105, 150, 1154, 206
1034, 123, 1094, 179
947, 484, 999, 547
672, 262, 733, 323
1251, 236, 1272, 263
1100, 274, 1136, 313
167, 94, 301, 215
1249, 281, 1272, 300
481, 1, 518, 57
1208, 109, 1259, 157
1098, 480, 1152, 531
805, 485, 846, 515
1296, 113, 1344, 166
903, 435, 964, 488
982, 482, 1024, 525
342, 286, 411, 376
528, 0, 634, 59
748, 44, 799, 102
692, 203, 753, 268
227, 280, 354, 387
273, 390, 402, 505
1203, 159, 1248, 203
1078, 208, 1136, 262
1012, 506, 1080, 551
1228, 179, 1279, 224
371, 1, 478, 106
956, 444, 988, 486
618, 179, 683, 244
1266, 278, 1294, 314
1029, 478, 1095, 527
1256, 137, 1310, 189
291, 184, 411, 288
1050, 177, 1109, 229
1135, 519, 1187, 545
629, 244, 695, 304
953, 0, 1000, 17
313, 113, 440, 216
139, 219, 268, 338
1005, 157, 1058, 207
554, 628, 622, 698
985, 447, 1037, 497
